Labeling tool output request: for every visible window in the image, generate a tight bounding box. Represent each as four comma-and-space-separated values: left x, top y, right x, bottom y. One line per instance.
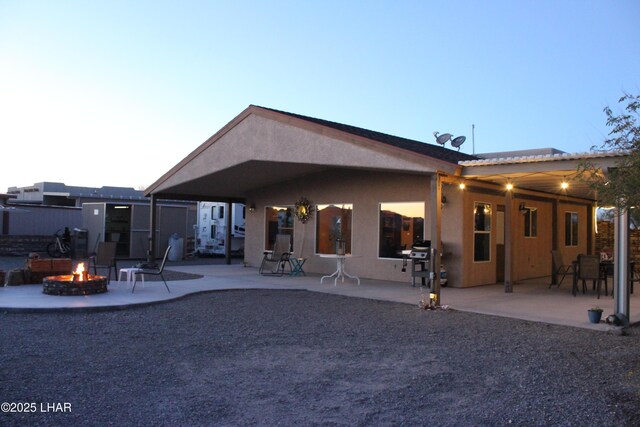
265, 206, 294, 250
474, 202, 491, 262
565, 212, 578, 246
379, 202, 424, 258
316, 204, 353, 254
524, 207, 537, 238
219, 205, 225, 219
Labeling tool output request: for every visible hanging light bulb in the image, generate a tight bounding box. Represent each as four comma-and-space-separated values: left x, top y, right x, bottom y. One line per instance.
561, 180, 569, 190
506, 182, 514, 191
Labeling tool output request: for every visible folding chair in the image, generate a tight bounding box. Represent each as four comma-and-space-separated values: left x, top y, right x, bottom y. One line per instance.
259, 234, 292, 276
549, 250, 575, 288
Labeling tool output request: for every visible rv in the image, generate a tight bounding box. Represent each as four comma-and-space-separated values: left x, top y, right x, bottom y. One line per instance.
196, 202, 245, 256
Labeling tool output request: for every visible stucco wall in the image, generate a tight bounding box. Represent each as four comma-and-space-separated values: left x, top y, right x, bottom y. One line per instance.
458, 190, 591, 287
512, 199, 553, 281
155, 113, 448, 196
244, 168, 593, 287
245, 169, 434, 284
557, 203, 589, 265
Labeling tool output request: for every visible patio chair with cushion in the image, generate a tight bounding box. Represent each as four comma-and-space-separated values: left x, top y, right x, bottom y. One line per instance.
90, 241, 117, 283
549, 250, 575, 288
132, 246, 171, 293
259, 234, 292, 276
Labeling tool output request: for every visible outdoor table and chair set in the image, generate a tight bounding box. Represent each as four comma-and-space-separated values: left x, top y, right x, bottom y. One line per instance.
551, 250, 638, 299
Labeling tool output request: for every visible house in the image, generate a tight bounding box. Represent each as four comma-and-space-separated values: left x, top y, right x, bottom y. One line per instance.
144, 105, 627, 291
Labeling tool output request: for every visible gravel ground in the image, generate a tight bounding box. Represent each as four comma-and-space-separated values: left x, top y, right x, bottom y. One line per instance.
1, 289, 639, 426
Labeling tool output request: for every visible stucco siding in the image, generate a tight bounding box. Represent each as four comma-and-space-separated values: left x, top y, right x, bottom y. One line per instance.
154, 114, 446, 195
245, 169, 433, 283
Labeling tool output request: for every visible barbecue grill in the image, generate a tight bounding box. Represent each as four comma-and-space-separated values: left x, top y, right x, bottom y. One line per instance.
404, 240, 448, 288
409, 240, 432, 287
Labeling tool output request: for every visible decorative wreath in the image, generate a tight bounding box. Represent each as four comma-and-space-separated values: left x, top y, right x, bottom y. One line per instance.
294, 197, 314, 224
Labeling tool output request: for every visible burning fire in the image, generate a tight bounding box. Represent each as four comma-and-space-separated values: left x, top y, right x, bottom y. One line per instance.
73, 263, 88, 282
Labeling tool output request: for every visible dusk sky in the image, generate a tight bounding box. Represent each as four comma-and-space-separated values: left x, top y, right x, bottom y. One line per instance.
1, 0, 638, 193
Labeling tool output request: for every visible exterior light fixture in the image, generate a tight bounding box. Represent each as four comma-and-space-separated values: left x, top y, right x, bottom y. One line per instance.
506, 182, 514, 191
459, 182, 466, 190
561, 181, 569, 190
519, 202, 528, 215
249, 203, 256, 213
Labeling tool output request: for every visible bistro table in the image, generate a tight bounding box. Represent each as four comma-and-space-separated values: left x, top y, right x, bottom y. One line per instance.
319, 254, 360, 286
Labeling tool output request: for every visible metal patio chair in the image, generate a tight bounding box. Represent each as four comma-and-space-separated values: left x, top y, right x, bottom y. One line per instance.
90, 241, 117, 283
575, 254, 606, 298
132, 246, 171, 293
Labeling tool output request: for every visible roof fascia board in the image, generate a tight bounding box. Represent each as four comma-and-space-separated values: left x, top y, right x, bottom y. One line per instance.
462, 155, 624, 176
462, 158, 598, 177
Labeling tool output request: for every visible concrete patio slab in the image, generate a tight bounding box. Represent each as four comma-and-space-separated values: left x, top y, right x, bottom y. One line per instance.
1, 264, 637, 332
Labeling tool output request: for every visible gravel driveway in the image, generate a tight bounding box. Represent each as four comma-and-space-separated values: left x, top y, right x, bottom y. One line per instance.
1, 289, 639, 426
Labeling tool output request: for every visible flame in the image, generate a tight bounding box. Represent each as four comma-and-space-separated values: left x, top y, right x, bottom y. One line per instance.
74, 263, 87, 281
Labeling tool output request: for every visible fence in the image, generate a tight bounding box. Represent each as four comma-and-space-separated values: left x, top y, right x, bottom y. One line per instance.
595, 221, 640, 262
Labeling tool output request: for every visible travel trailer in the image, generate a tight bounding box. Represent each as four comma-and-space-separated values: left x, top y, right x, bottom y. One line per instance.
195, 202, 245, 256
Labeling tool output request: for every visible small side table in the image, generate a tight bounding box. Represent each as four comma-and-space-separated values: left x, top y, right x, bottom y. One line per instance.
290, 258, 306, 276
118, 268, 144, 287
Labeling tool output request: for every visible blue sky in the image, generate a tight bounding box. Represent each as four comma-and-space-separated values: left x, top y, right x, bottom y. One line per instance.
1, 0, 638, 192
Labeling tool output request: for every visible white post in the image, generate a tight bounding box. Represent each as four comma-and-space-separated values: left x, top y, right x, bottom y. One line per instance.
613, 206, 630, 326
430, 174, 442, 304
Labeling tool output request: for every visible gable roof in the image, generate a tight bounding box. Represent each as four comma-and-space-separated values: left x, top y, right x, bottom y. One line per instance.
146, 105, 478, 199
256, 106, 478, 165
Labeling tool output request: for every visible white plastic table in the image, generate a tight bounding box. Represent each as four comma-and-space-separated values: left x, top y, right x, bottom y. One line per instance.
319, 254, 360, 286
118, 268, 144, 287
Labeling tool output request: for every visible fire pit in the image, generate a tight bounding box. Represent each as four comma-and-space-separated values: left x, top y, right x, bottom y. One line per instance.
42, 263, 108, 296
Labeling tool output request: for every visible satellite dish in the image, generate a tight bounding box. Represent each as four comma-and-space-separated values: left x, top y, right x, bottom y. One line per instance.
451, 136, 466, 150
433, 131, 452, 145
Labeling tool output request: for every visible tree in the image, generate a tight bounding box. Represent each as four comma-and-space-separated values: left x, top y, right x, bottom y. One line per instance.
578, 93, 640, 217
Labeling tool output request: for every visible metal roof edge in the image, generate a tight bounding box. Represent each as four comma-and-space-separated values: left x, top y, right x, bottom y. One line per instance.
458, 150, 628, 166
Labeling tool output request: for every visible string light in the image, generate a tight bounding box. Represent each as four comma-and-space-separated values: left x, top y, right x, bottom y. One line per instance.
561, 180, 569, 190
459, 182, 466, 190
506, 182, 514, 191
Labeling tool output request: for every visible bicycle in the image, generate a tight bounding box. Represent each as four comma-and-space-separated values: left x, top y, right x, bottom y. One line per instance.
47, 229, 71, 258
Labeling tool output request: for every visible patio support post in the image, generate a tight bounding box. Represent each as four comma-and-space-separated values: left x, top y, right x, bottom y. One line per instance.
147, 194, 157, 263
225, 201, 232, 265
550, 200, 558, 285
613, 206, 630, 326
430, 173, 442, 304
504, 191, 513, 293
